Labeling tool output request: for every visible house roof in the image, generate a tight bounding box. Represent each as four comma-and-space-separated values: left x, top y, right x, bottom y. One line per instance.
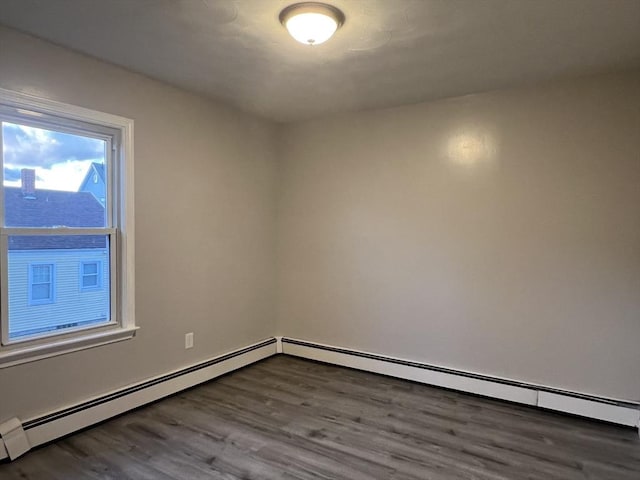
78, 162, 105, 192
5, 187, 106, 250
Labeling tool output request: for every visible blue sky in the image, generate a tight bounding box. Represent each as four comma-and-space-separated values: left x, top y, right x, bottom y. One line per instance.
2, 121, 105, 191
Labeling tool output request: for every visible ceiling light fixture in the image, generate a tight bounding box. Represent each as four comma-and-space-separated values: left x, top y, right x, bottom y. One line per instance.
279, 2, 345, 46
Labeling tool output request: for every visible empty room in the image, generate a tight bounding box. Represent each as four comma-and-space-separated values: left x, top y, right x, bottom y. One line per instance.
0, 0, 639, 478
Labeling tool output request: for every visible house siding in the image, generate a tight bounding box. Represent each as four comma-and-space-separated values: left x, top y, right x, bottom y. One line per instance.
80, 175, 106, 205
79, 164, 106, 206
8, 248, 110, 339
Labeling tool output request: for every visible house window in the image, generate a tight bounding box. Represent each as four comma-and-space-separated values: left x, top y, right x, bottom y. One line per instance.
0, 87, 136, 367
81, 261, 102, 290
29, 264, 55, 304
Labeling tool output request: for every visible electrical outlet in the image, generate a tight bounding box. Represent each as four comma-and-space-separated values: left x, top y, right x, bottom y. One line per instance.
185, 332, 194, 349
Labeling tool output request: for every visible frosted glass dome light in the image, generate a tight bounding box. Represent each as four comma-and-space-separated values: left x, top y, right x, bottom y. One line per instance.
280, 3, 345, 46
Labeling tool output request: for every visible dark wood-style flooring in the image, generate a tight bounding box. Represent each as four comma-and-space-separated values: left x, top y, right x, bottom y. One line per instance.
1, 355, 639, 479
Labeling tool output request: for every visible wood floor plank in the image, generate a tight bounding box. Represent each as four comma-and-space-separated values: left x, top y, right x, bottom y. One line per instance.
1, 355, 639, 479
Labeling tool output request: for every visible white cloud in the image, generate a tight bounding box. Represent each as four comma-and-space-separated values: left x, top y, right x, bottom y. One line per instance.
4, 160, 95, 192
3, 121, 105, 191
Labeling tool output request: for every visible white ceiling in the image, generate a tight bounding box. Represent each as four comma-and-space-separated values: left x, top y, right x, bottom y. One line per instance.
1, 0, 639, 122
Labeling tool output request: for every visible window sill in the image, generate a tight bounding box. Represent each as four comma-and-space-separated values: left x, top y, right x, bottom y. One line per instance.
0, 326, 139, 369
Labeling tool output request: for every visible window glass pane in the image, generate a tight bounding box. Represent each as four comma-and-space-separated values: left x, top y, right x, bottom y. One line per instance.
83, 262, 98, 275
31, 283, 51, 301
32, 264, 51, 283
8, 235, 111, 340
2, 121, 106, 227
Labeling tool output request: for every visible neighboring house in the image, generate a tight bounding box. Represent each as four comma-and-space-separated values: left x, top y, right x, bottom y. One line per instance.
5, 171, 110, 340
78, 162, 106, 206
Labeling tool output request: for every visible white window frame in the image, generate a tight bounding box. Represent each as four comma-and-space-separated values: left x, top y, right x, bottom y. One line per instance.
28, 263, 56, 305
80, 260, 103, 291
0, 87, 136, 368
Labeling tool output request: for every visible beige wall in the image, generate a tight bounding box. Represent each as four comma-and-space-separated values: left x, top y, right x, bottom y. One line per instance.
0, 26, 278, 419
1, 24, 639, 424
276, 71, 640, 401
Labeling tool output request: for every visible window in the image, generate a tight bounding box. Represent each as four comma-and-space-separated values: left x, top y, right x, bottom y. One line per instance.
0, 87, 136, 367
80, 261, 102, 290
29, 264, 55, 304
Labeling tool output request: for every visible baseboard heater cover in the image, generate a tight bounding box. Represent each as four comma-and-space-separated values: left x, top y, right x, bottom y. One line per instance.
3, 335, 638, 462
0, 418, 30, 460
281, 337, 640, 428
0, 337, 277, 461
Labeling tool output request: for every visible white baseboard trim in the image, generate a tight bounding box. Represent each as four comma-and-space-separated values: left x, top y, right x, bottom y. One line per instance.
0, 338, 277, 461
281, 337, 640, 428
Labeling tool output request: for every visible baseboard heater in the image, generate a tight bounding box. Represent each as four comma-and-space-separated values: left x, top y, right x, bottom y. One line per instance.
280, 337, 640, 428
3, 335, 638, 462
0, 337, 277, 461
